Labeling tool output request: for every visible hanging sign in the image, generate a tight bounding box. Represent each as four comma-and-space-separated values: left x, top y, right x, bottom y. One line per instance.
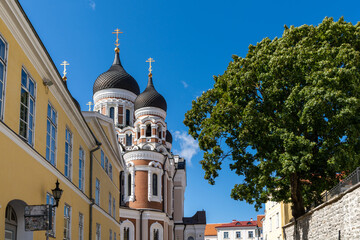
24, 205, 52, 231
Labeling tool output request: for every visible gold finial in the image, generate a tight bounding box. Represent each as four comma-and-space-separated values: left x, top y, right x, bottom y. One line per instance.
86, 101, 93, 111
112, 28, 123, 52
61, 60, 69, 81
146, 57, 155, 77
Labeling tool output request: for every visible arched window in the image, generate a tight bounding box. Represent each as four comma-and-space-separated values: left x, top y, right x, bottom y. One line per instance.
146, 124, 151, 137
187, 237, 194, 240
126, 134, 132, 146
153, 174, 158, 196
126, 109, 130, 126
158, 126, 162, 138
124, 227, 130, 240
128, 174, 132, 196
109, 107, 114, 120
121, 220, 135, 240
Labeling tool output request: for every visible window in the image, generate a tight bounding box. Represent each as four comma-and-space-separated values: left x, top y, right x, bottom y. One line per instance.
123, 227, 129, 240
270, 217, 272, 232
0, 36, 7, 119
64, 128, 73, 179
46, 103, 57, 166
79, 147, 85, 191
96, 223, 101, 240
236, 231, 241, 238
19, 69, 36, 145
158, 126, 162, 138
105, 156, 109, 173
153, 174, 158, 196
109, 107, 114, 120
64, 204, 71, 240
126, 134, 132, 146
125, 109, 130, 126
146, 124, 151, 137
101, 150, 105, 168
95, 178, 100, 205
46, 193, 56, 236
114, 232, 117, 240
276, 212, 279, 228
109, 229, 112, 240
108, 192, 112, 215
248, 231, 254, 238
112, 197, 116, 218
127, 174, 131, 196
79, 213, 84, 240
109, 163, 113, 180
224, 232, 229, 239
153, 229, 159, 240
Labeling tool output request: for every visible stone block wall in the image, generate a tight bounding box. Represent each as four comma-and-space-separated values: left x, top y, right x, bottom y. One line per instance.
283, 183, 360, 240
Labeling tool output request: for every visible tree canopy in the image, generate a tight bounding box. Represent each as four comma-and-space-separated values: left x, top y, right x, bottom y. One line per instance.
184, 17, 360, 218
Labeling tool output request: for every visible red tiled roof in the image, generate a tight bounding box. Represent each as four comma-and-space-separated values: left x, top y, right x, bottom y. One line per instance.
257, 215, 265, 227
216, 221, 258, 228
205, 224, 222, 236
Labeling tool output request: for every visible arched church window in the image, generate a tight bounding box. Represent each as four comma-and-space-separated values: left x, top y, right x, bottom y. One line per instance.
158, 126, 162, 138
153, 174, 158, 196
128, 174, 132, 196
109, 107, 114, 120
146, 124, 151, 137
187, 237, 194, 240
126, 134, 132, 146
126, 109, 130, 126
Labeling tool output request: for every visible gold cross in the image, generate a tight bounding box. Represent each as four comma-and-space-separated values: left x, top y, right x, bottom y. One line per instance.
60, 60, 69, 78
86, 101, 93, 111
112, 28, 123, 47
146, 57, 155, 75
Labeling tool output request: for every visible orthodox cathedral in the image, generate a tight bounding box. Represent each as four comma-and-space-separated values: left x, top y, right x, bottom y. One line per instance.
0, 1, 205, 240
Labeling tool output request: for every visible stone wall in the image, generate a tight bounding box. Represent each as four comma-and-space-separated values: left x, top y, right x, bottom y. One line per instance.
283, 182, 360, 240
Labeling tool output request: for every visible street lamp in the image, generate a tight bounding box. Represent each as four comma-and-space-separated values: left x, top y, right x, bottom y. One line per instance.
51, 180, 63, 207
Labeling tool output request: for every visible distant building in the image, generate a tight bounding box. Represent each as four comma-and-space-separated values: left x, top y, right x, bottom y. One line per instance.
205, 217, 264, 240
263, 201, 292, 240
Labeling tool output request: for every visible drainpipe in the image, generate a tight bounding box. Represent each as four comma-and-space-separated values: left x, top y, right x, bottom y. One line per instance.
89, 142, 101, 240
140, 210, 144, 240
183, 224, 187, 240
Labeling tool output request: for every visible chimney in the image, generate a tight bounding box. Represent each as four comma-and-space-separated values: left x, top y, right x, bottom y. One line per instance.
250, 218, 253, 221
232, 220, 237, 222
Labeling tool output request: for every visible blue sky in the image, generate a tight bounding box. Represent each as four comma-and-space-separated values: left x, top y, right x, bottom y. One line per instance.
19, 0, 360, 223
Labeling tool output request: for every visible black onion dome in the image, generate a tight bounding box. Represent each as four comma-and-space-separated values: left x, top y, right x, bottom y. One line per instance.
134, 76, 167, 112
166, 130, 172, 143
93, 51, 140, 95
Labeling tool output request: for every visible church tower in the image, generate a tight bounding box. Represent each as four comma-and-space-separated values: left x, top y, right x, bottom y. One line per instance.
91, 31, 205, 240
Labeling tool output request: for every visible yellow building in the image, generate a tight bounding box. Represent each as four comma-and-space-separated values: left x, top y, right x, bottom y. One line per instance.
263, 201, 292, 240
0, 0, 122, 239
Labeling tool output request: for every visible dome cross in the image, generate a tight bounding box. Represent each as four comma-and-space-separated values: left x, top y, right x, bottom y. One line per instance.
146, 57, 155, 76
60, 60, 69, 80
112, 28, 123, 47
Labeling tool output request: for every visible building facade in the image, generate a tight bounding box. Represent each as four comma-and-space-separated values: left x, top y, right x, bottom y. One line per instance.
205, 218, 264, 240
0, 0, 205, 239
262, 201, 292, 240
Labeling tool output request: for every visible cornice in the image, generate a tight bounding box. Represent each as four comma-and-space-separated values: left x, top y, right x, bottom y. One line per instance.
123, 150, 165, 164
94, 88, 137, 103
135, 107, 166, 119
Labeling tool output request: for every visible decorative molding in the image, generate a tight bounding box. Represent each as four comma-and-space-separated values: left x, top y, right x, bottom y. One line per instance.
148, 166, 163, 203
120, 220, 135, 240
135, 107, 166, 119
124, 166, 135, 202
93, 88, 137, 103
123, 151, 165, 164
150, 221, 164, 240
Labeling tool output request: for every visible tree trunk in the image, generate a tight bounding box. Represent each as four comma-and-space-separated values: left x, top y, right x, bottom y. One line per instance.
290, 173, 305, 219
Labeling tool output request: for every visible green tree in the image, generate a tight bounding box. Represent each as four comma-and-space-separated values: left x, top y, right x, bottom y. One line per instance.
184, 17, 360, 219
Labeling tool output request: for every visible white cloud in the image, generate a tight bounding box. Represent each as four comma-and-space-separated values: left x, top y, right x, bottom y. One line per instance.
181, 81, 189, 88
173, 131, 199, 165
89, 0, 96, 10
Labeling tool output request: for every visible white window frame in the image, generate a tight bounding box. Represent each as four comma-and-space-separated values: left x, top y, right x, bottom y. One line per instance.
64, 127, 73, 179
96, 223, 101, 240
64, 204, 71, 240
19, 67, 36, 146
46, 102, 57, 166
148, 161, 163, 202
79, 146, 85, 191
120, 220, 135, 240
149, 222, 163, 240
46, 193, 56, 237
79, 212, 84, 240
0, 34, 8, 120
236, 231, 241, 238
224, 232, 229, 239
248, 230, 254, 238
124, 162, 135, 202
95, 178, 100, 205
108, 192, 112, 215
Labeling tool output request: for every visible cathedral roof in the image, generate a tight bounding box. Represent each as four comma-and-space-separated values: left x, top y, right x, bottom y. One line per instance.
93, 50, 140, 95
166, 130, 173, 143
134, 75, 167, 112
